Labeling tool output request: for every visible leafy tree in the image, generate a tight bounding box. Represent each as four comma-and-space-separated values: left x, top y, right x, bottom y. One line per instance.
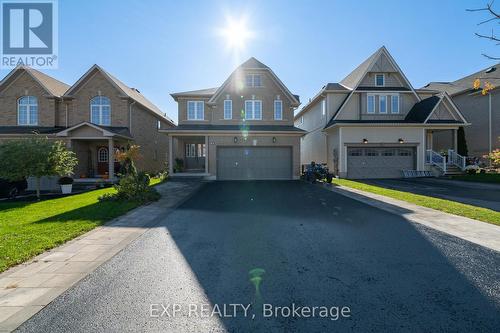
457, 127, 469, 156
116, 144, 141, 176
0, 137, 78, 198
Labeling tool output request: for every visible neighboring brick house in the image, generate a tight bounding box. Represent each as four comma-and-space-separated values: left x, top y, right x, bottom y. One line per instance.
0, 65, 175, 180
163, 57, 304, 180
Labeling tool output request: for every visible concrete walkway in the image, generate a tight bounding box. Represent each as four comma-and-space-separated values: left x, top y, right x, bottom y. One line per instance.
322, 183, 500, 252
0, 180, 204, 332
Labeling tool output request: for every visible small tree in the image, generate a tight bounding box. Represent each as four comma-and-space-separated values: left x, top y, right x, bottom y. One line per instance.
0, 137, 78, 198
457, 127, 469, 156
116, 144, 141, 176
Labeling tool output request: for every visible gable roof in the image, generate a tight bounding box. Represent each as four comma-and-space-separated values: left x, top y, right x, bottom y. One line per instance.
64, 65, 175, 125
405, 93, 468, 124
56, 122, 133, 139
339, 49, 380, 89
0, 66, 70, 97
421, 63, 500, 96
170, 87, 218, 100
207, 57, 300, 107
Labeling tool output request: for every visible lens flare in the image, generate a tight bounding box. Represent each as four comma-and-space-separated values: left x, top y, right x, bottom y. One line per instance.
219, 16, 254, 51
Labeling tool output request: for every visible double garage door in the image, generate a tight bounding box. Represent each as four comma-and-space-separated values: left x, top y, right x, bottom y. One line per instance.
347, 147, 416, 179
217, 146, 292, 180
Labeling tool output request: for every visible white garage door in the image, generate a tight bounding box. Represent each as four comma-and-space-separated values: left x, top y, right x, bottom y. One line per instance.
217, 147, 292, 180
347, 147, 415, 179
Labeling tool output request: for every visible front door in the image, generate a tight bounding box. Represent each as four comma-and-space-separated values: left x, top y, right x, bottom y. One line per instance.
185, 143, 206, 171
96, 147, 120, 176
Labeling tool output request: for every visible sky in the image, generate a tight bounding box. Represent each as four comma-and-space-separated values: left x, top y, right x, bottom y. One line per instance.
1, 0, 498, 123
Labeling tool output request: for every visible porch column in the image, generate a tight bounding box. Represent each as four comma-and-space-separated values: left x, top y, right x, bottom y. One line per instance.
168, 136, 173, 174
426, 130, 433, 150
205, 135, 209, 174
453, 129, 458, 152
108, 138, 115, 180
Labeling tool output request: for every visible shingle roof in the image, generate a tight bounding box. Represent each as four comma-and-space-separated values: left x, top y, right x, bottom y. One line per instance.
356, 86, 410, 91
170, 87, 219, 98
325, 83, 350, 91
166, 124, 306, 133
239, 57, 270, 69
421, 63, 500, 96
404, 96, 441, 122
0, 66, 70, 97
339, 47, 381, 89
97, 125, 133, 138
0, 126, 64, 135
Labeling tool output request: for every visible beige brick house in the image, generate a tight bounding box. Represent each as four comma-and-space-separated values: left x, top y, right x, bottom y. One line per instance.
162, 57, 304, 180
0, 65, 175, 180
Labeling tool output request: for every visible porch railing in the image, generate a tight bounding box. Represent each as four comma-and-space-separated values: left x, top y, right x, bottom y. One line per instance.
447, 149, 466, 171
425, 149, 446, 172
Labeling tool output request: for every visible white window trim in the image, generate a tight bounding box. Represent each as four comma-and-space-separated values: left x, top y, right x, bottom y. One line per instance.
187, 101, 204, 120
379, 95, 387, 114
17, 96, 38, 126
245, 74, 262, 87
97, 147, 108, 162
391, 95, 400, 114
375, 74, 385, 87
223, 99, 232, 120
90, 96, 111, 125
367, 94, 375, 114
244, 100, 262, 120
274, 100, 283, 120
321, 99, 326, 116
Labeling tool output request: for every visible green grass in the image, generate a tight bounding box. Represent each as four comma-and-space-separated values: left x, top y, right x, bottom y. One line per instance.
0, 177, 164, 273
451, 173, 500, 184
332, 178, 500, 226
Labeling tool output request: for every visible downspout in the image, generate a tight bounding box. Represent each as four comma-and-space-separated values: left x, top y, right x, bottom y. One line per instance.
489, 93, 492, 166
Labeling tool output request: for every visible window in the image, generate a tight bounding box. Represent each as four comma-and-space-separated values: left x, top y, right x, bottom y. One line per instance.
185, 144, 205, 157
187, 101, 204, 120
197, 144, 206, 157
391, 95, 400, 114
367, 95, 375, 114
224, 100, 232, 119
398, 149, 412, 156
244, 100, 262, 120
245, 74, 262, 87
274, 100, 283, 120
379, 96, 387, 114
322, 99, 326, 116
90, 96, 111, 125
185, 144, 196, 157
375, 74, 385, 87
18, 96, 38, 125
381, 149, 395, 156
365, 149, 378, 156
97, 147, 108, 162
348, 149, 363, 156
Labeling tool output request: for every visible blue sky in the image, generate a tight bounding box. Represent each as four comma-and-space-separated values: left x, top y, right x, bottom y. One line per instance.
1, 0, 497, 122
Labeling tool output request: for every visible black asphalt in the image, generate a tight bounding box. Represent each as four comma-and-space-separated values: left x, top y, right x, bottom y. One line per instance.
17, 181, 500, 332
362, 178, 500, 211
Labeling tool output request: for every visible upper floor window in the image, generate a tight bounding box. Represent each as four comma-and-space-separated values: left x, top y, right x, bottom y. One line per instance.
367, 95, 375, 114
244, 100, 262, 120
379, 95, 387, 113
90, 96, 111, 125
245, 74, 262, 87
391, 95, 400, 114
224, 100, 232, 119
18, 96, 38, 125
187, 101, 204, 120
375, 74, 385, 87
274, 100, 283, 120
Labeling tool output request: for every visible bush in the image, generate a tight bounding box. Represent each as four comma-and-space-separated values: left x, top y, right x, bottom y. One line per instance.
465, 165, 479, 175
58, 176, 74, 185
99, 172, 160, 203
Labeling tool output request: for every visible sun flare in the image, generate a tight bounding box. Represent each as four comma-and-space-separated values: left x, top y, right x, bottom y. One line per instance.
219, 16, 254, 50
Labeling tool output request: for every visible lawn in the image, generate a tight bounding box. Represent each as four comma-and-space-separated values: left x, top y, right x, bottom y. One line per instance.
451, 173, 500, 184
332, 179, 500, 226
0, 178, 164, 273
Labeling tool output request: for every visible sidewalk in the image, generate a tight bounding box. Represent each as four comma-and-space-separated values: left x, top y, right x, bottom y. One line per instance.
321, 183, 500, 252
0, 180, 204, 332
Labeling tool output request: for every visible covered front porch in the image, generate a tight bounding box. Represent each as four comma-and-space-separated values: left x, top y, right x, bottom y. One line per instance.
168, 135, 208, 177
425, 127, 466, 174
57, 122, 134, 180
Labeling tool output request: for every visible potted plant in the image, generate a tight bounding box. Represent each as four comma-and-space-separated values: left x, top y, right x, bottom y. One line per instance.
58, 176, 74, 194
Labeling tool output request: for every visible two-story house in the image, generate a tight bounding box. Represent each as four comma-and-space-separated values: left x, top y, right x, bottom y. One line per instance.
162, 57, 304, 180
0, 65, 175, 181
294, 46, 469, 179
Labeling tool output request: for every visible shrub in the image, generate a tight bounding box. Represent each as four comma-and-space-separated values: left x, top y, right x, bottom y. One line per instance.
99, 172, 160, 203
58, 176, 74, 185
465, 165, 479, 175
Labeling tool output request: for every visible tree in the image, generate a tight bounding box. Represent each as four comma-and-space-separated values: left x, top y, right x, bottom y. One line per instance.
116, 144, 141, 176
467, 1, 500, 60
457, 127, 469, 156
0, 137, 78, 198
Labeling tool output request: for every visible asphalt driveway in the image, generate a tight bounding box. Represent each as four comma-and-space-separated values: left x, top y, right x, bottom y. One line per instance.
17, 181, 500, 332
362, 178, 500, 211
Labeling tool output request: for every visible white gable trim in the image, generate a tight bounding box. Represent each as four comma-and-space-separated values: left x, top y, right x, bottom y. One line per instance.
56, 122, 117, 137
423, 94, 467, 124
441, 93, 468, 124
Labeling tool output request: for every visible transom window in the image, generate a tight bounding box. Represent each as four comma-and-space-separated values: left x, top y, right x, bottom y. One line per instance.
18, 96, 38, 125
274, 100, 283, 120
367, 95, 375, 114
90, 96, 111, 125
381, 149, 395, 156
348, 149, 363, 156
391, 95, 400, 114
379, 95, 387, 114
398, 149, 412, 156
365, 149, 379, 156
375, 74, 385, 87
245, 74, 262, 87
97, 147, 108, 162
244, 100, 262, 120
187, 101, 204, 120
223, 100, 232, 119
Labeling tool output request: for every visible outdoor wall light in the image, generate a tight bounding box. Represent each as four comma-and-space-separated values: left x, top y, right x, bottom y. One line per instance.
272, 136, 277, 143
362, 138, 368, 144
234, 136, 238, 143
398, 138, 404, 144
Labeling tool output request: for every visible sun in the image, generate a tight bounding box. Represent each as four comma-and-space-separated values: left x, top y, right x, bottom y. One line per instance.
219, 16, 254, 51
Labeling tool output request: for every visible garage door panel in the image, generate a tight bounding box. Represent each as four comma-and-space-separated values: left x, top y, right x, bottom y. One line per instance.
217, 147, 292, 180
347, 147, 415, 179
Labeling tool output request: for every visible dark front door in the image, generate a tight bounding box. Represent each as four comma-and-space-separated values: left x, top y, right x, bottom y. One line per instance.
97, 147, 120, 176
185, 143, 206, 171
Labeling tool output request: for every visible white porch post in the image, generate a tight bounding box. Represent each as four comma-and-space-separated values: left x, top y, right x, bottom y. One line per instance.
426, 130, 433, 151
169, 135, 173, 174
453, 129, 458, 152
205, 135, 209, 174
108, 138, 114, 180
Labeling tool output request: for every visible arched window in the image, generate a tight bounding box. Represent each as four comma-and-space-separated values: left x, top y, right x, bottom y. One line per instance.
90, 96, 111, 125
97, 147, 108, 162
18, 96, 38, 125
